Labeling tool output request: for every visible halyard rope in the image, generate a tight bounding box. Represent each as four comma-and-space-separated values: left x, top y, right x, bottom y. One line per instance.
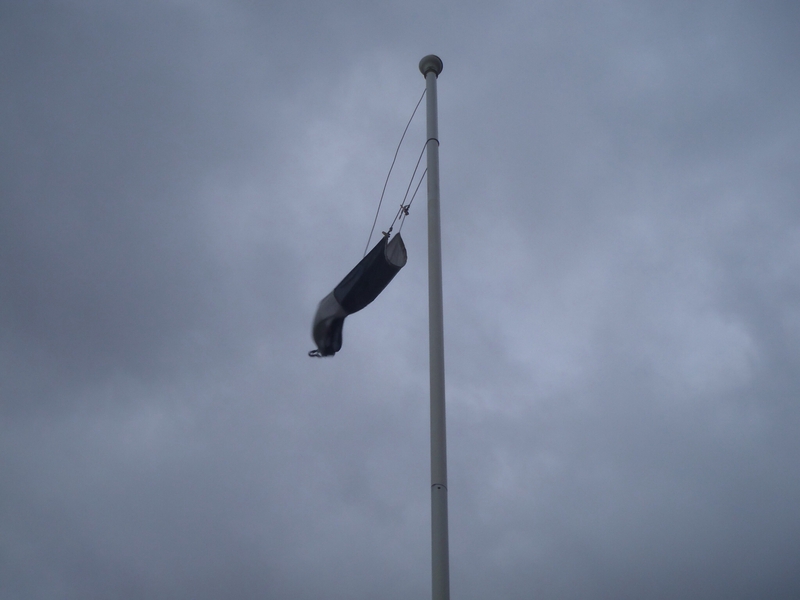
363, 88, 426, 256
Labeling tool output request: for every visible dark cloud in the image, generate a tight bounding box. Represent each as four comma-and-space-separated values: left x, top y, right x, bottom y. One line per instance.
2, 0, 800, 598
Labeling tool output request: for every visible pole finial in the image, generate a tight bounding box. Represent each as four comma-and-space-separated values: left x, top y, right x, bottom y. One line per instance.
419, 55, 443, 78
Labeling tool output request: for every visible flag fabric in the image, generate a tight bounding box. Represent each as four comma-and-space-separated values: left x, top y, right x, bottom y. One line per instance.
310, 234, 407, 357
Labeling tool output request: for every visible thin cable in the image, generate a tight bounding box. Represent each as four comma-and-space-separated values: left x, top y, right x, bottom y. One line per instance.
400, 142, 427, 210
386, 140, 428, 234
397, 169, 427, 235
364, 88, 426, 256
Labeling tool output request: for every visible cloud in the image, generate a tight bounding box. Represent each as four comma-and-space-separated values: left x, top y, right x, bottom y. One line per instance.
2, 1, 800, 598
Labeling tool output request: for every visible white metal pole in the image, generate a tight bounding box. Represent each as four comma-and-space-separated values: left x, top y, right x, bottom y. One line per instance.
419, 54, 449, 600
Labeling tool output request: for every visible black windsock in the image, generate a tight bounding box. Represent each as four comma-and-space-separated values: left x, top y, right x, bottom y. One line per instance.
310, 234, 407, 357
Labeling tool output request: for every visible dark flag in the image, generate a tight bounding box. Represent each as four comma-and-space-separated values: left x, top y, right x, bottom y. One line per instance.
309, 233, 407, 357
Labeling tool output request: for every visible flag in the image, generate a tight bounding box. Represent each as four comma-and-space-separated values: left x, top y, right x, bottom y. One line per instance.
309, 233, 407, 357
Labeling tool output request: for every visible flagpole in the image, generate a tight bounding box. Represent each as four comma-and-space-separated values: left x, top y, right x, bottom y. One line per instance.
420, 54, 449, 600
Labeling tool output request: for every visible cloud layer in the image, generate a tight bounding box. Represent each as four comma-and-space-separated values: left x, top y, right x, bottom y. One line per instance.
3, 1, 800, 598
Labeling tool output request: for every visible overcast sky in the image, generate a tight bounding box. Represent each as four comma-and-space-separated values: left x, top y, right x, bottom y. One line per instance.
3, 1, 800, 598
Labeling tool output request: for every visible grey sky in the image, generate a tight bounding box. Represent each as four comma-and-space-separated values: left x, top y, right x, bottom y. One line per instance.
2, 1, 800, 598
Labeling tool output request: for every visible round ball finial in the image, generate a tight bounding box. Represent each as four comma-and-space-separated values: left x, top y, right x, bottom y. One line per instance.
419, 55, 443, 77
